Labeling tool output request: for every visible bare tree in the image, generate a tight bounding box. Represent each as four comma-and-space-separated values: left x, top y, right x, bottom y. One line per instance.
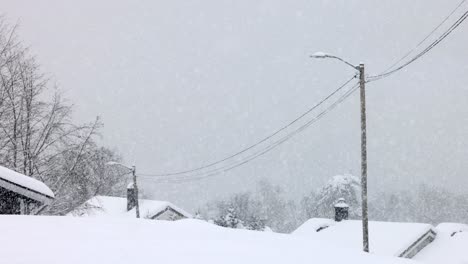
0, 17, 126, 215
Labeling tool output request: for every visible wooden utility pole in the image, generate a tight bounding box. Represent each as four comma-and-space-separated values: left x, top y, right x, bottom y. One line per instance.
359, 63, 369, 252
310, 53, 370, 253
132, 165, 140, 218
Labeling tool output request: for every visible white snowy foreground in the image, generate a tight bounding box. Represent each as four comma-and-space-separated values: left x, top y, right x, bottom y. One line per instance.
0, 216, 417, 264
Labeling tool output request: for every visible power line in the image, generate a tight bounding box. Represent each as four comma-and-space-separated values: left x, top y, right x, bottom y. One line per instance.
380, 0, 467, 74
138, 75, 357, 177
369, 9, 468, 82
140, 83, 359, 183
138, 4, 468, 181
138, 82, 360, 183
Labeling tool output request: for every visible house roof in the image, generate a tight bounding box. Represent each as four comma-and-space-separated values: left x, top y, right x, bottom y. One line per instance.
69, 195, 192, 219
414, 223, 468, 264
293, 219, 435, 257
293, 218, 335, 234
0, 165, 54, 203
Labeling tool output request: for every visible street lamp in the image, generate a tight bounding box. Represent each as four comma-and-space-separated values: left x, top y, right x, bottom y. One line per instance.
310, 52, 359, 70
106, 161, 140, 218
310, 52, 369, 253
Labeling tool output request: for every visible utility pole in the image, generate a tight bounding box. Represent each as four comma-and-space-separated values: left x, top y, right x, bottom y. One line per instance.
359, 63, 369, 252
310, 53, 370, 252
132, 165, 140, 218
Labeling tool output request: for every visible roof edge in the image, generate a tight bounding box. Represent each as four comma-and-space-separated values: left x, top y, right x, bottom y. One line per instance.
398, 229, 437, 258
0, 178, 54, 203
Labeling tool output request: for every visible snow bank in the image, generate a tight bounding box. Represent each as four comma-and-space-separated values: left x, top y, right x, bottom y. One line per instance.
0, 165, 54, 198
414, 223, 468, 264
0, 216, 416, 264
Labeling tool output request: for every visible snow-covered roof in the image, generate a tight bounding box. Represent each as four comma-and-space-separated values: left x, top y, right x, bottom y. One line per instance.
293, 218, 335, 234
69, 195, 192, 219
0, 165, 54, 203
0, 215, 417, 264
293, 219, 435, 257
414, 223, 468, 264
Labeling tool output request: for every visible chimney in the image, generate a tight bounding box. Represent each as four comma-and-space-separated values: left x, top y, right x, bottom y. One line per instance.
127, 183, 136, 211
334, 198, 349, 222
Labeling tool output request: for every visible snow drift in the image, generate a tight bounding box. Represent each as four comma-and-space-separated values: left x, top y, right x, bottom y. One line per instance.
0, 215, 417, 264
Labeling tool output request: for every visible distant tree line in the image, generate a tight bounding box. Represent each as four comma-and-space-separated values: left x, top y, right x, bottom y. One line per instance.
368, 184, 468, 225
199, 179, 299, 233
201, 175, 468, 233
0, 18, 127, 215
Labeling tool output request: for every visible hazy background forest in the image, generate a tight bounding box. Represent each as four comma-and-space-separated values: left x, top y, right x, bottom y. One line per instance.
198, 175, 468, 233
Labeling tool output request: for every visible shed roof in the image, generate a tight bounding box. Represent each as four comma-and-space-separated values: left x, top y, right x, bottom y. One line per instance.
0, 165, 54, 203
69, 195, 192, 219
294, 219, 435, 257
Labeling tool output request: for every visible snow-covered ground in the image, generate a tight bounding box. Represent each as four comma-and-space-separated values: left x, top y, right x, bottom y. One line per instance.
414, 223, 468, 264
0, 216, 416, 264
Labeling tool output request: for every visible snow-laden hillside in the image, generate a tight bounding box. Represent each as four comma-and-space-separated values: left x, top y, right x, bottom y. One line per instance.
0, 216, 416, 264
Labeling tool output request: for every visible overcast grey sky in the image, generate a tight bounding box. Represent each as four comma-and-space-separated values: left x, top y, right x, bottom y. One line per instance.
2, 0, 468, 210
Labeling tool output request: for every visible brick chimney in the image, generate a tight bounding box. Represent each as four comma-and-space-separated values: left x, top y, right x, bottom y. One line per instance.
334, 198, 349, 222
127, 183, 136, 211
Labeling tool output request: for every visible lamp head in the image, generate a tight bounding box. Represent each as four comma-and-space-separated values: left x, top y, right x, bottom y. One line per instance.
310, 52, 329, 59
